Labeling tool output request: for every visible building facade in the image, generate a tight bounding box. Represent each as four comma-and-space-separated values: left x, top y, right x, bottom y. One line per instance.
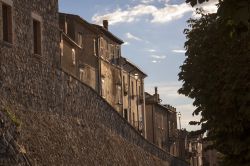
186, 134, 203, 166
59, 13, 99, 90
145, 88, 178, 154
121, 57, 147, 134
58, 14, 147, 129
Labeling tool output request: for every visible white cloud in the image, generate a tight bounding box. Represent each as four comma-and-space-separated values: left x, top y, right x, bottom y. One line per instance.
123, 42, 130, 45
172, 49, 186, 53
151, 55, 166, 59
92, 5, 157, 25
192, 0, 219, 18
126, 32, 142, 41
152, 60, 160, 63
151, 3, 193, 23
92, 1, 218, 25
141, 0, 155, 4
198, 0, 218, 13
147, 49, 157, 52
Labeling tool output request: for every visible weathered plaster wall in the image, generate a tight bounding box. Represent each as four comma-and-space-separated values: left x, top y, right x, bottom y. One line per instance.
101, 60, 123, 113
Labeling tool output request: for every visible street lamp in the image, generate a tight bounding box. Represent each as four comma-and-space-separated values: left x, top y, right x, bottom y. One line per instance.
178, 112, 181, 130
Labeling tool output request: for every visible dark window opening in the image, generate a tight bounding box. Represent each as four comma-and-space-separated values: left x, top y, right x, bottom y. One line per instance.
131, 81, 134, 99
33, 19, 41, 54
2, 3, 12, 43
124, 109, 128, 120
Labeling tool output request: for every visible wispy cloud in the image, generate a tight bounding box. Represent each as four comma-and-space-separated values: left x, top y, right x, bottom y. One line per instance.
151, 55, 166, 59
152, 60, 160, 63
141, 0, 155, 4
92, 5, 157, 25
147, 49, 157, 52
172, 49, 185, 54
123, 42, 130, 45
126, 32, 142, 41
91, 1, 218, 25
151, 3, 192, 23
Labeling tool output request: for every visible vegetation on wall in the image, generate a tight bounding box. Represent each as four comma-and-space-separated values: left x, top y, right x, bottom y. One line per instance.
1, 106, 21, 127
179, 0, 250, 165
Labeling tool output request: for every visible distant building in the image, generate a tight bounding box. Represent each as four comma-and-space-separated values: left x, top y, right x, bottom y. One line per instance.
144, 88, 178, 154
177, 129, 189, 160
186, 134, 203, 166
202, 141, 220, 166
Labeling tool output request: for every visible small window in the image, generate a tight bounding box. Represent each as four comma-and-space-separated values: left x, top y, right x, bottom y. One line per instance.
2, 2, 13, 43
117, 85, 122, 104
132, 112, 135, 126
79, 68, 84, 81
93, 39, 96, 55
72, 49, 76, 65
100, 37, 104, 57
60, 39, 63, 56
33, 19, 41, 54
101, 77, 105, 98
131, 81, 134, 99
116, 46, 120, 57
77, 33, 83, 47
138, 85, 141, 97
124, 109, 128, 120
65, 21, 68, 34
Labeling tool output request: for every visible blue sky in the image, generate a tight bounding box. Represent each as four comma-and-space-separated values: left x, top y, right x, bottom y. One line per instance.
59, 0, 218, 131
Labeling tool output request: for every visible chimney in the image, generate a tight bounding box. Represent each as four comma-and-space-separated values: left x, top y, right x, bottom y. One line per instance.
155, 87, 158, 95
103, 20, 109, 30
154, 87, 160, 103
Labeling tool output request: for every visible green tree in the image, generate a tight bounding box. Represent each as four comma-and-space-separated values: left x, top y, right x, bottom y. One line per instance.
179, 2, 250, 166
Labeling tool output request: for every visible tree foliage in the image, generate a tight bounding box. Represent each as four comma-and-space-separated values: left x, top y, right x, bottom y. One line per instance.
179, 1, 250, 165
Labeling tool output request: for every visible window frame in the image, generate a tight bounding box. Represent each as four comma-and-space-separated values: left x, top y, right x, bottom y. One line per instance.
1, 0, 13, 44
31, 12, 42, 55
72, 48, 76, 65
77, 32, 83, 47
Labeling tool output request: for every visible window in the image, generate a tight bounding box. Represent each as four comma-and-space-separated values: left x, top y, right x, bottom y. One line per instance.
138, 85, 141, 97
123, 76, 128, 95
117, 85, 122, 104
131, 81, 134, 99
2, 2, 13, 43
77, 33, 83, 47
79, 68, 84, 81
93, 39, 96, 55
65, 21, 68, 34
132, 112, 135, 126
60, 39, 63, 56
32, 13, 42, 55
101, 77, 105, 98
72, 48, 76, 65
116, 46, 120, 57
100, 37, 104, 57
124, 109, 128, 120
